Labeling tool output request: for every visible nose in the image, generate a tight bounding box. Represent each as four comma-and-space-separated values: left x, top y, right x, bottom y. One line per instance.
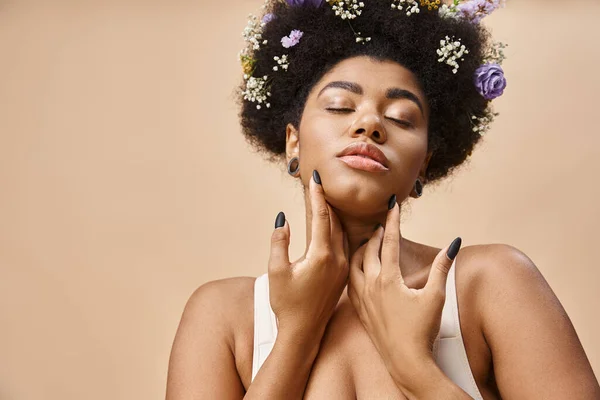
350, 111, 387, 143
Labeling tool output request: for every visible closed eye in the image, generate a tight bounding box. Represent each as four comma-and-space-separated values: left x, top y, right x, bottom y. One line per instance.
326, 108, 413, 128
326, 107, 354, 113
386, 117, 413, 128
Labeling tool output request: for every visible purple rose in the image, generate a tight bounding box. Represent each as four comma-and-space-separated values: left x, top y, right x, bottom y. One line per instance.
474, 63, 506, 100
281, 29, 304, 48
262, 13, 275, 24
457, 0, 501, 24
286, 0, 324, 7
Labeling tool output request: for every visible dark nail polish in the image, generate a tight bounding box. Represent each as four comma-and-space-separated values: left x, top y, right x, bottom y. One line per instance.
359, 238, 369, 247
388, 194, 397, 210
313, 170, 321, 185
446, 237, 462, 260
373, 223, 383, 231
275, 211, 286, 229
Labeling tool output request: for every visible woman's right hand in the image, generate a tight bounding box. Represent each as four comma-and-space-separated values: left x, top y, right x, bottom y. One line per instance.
268, 170, 350, 342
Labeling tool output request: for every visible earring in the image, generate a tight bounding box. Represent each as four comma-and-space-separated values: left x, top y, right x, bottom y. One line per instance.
287, 157, 300, 176
414, 178, 423, 197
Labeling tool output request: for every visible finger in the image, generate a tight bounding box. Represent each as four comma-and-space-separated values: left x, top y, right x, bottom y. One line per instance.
349, 242, 367, 295
343, 231, 349, 262
328, 205, 345, 258
268, 212, 291, 273
347, 277, 360, 311
363, 225, 384, 280
425, 237, 462, 295
380, 197, 402, 281
307, 170, 332, 256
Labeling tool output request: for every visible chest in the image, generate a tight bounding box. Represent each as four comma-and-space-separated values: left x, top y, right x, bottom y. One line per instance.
303, 297, 494, 399
238, 295, 496, 399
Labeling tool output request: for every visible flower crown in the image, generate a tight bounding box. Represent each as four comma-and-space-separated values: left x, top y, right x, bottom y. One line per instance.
239, 0, 508, 135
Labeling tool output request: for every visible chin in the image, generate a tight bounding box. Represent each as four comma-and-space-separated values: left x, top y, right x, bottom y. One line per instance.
321, 172, 392, 217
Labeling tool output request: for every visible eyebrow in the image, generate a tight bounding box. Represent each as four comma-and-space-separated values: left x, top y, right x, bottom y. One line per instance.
317, 80, 424, 116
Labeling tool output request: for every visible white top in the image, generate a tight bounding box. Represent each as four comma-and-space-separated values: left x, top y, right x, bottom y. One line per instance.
251, 259, 483, 399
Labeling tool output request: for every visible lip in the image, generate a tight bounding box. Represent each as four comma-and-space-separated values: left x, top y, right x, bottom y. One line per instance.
338, 155, 389, 172
336, 142, 390, 170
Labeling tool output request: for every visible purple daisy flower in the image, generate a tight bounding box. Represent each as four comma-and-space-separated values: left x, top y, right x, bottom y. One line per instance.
286, 0, 324, 7
457, 0, 502, 24
281, 29, 304, 48
262, 13, 275, 24
474, 63, 507, 100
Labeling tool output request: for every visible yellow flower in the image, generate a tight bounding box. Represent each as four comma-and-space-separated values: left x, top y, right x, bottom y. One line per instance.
240, 54, 257, 76
419, 0, 440, 10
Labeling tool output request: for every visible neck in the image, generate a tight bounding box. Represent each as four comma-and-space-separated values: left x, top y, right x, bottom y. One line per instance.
302, 193, 402, 262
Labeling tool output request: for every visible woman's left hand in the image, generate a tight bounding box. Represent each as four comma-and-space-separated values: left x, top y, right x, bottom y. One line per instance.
347, 198, 462, 383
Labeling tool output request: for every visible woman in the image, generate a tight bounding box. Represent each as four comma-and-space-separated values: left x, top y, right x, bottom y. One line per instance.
166, 0, 600, 398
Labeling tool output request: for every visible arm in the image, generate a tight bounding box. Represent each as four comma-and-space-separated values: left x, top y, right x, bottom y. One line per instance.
165, 278, 326, 400
245, 329, 322, 399
479, 244, 600, 399
389, 356, 472, 400
166, 278, 247, 400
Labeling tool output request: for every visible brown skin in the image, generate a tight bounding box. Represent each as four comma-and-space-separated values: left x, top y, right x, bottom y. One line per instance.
166, 56, 600, 399
286, 56, 433, 260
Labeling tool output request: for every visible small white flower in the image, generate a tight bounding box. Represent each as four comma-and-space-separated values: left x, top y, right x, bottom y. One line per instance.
471, 110, 499, 135
242, 75, 271, 109
330, 0, 365, 20
390, 0, 420, 16
483, 41, 508, 65
273, 55, 290, 72
437, 35, 469, 74
242, 14, 267, 52
438, 1, 459, 19
355, 33, 371, 44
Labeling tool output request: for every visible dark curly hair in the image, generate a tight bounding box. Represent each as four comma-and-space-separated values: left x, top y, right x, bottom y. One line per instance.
237, 0, 496, 184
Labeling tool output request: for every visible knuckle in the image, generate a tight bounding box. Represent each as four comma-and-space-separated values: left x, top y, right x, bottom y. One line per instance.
435, 262, 451, 275
271, 229, 287, 244
382, 234, 397, 247
313, 249, 333, 264
336, 257, 349, 270
378, 273, 395, 288
316, 205, 330, 220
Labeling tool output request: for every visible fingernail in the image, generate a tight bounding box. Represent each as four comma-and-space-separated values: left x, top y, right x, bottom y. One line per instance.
388, 194, 397, 210
373, 223, 383, 231
359, 238, 369, 247
446, 237, 462, 260
313, 170, 321, 185
275, 211, 286, 229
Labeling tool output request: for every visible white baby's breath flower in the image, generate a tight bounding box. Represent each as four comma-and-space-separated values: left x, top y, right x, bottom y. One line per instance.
242, 14, 268, 51
390, 0, 420, 16
273, 55, 290, 72
330, 0, 365, 20
471, 110, 499, 135
483, 40, 508, 65
242, 75, 271, 109
436, 35, 469, 74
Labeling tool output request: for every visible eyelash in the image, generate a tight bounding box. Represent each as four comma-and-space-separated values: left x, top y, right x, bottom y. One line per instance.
325, 107, 413, 128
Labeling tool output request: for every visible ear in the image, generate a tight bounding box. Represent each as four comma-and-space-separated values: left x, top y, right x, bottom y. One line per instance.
285, 123, 300, 159
419, 150, 434, 180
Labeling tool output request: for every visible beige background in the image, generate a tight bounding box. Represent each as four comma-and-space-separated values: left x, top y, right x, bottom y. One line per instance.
0, 0, 598, 399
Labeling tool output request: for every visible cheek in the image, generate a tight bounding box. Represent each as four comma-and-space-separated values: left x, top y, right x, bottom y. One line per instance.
388, 133, 428, 175
298, 115, 343, 157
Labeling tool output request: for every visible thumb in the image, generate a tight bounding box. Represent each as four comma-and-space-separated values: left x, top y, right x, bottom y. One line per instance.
425, 237, 462, 295
343, 231, 349, 261
268, 211, 291, 273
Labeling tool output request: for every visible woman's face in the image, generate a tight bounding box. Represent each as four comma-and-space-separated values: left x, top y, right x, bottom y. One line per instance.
286, 55, 432, 217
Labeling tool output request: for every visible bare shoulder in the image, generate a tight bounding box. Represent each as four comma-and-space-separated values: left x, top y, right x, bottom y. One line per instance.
186, 276, 256, 313
455, 246, 600, 398
182, 276, 256, 339
167, 276, 257, 396
455, 243, 550, 316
